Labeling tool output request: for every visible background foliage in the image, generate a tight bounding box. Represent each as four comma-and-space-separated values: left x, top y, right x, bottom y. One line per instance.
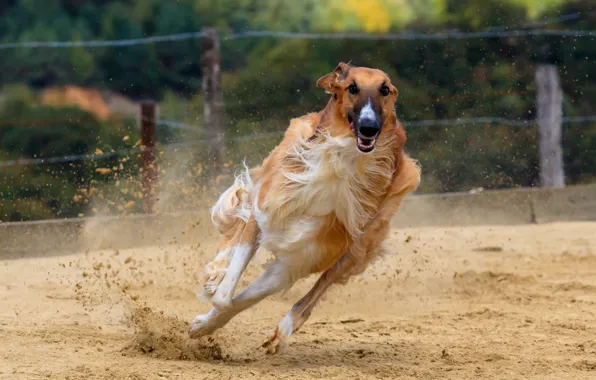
0, 0, 594, 221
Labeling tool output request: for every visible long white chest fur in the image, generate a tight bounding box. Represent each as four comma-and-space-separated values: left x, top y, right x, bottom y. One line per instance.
252, 133, 394, 268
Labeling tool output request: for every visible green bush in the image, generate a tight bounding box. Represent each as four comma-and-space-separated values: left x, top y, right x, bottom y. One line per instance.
0, 98, 142, 221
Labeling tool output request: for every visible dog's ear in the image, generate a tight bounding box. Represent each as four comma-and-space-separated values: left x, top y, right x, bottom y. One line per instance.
316, 62, 351, 92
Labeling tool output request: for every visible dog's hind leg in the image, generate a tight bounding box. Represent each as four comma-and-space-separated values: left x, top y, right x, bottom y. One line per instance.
209, 215, 260, 309
201, 219, 246, 297
201, 168, 257, 302
191, 259, 292, 337
260, 253, 350, 354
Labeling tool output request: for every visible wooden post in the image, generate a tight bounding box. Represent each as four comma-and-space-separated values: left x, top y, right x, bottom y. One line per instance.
535, 64, 565, 188
201, 27, 226, 166
139, 100, 158, 213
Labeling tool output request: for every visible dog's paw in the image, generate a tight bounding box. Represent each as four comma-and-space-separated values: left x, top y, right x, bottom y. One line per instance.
261, 327, 286, 355
260, 315, 294, 355
202, 259, 228, 297
189, 313, 218, 338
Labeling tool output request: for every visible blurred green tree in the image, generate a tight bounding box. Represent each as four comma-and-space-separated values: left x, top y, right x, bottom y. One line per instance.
0, 0, 594, 220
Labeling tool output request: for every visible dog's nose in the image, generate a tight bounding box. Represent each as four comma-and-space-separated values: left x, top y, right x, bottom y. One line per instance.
358, 120, 380, 138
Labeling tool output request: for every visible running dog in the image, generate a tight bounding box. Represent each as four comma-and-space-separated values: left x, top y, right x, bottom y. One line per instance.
190, 62, 421, 354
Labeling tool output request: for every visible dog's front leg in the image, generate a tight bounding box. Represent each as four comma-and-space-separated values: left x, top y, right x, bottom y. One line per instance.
260, 221, 392, 354
260, 238, 367, 354
261, 156, 421, 354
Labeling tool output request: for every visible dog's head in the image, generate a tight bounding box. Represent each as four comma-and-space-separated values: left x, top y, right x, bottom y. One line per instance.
317, 62, 398, 154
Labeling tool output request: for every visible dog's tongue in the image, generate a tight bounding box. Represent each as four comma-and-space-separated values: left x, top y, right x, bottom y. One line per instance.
349, 122, 355, 132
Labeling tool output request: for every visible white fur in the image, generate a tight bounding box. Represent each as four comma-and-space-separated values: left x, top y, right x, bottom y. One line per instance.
359, 98, 375, 122
278, 313, 294, 340
210, 243, 255, 309
273, 131, 392, 237
212, 246, 232, 262
251, 131, 394, 282
198, 246, 233, 300
190, 308, 220, 336
210, 163, 253, 233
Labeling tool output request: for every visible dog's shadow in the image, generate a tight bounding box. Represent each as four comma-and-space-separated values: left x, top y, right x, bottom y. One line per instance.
221, 337, 434, 371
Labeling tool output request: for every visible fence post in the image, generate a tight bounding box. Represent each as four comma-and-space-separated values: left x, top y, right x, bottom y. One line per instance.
201, 27, 226, 166
535, 64, 565, 188
139, 100, 158, 213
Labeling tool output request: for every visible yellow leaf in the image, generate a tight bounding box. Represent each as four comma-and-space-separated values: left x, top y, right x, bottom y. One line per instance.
95, 168, 112, 175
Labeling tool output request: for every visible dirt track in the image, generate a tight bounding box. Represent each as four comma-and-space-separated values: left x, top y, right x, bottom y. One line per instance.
1, 222, 596, 379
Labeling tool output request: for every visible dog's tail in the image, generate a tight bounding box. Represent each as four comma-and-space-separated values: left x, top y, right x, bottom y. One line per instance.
210, 162, 256, 236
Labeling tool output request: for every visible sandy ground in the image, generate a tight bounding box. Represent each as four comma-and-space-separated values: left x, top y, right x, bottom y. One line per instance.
1, 222, 596, 379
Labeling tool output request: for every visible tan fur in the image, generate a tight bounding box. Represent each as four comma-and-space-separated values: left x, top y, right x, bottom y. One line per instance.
192, 63, 421, 354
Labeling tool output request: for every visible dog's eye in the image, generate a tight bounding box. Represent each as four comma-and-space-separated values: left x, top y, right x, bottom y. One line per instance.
348, 84, 359, 95
380, 86, 390, 97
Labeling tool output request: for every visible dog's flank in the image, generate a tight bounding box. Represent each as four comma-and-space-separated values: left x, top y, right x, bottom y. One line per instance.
192, 62, 421, 354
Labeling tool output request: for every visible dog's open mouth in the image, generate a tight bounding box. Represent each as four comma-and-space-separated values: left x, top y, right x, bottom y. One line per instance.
349, 120, 377, 153
356, 136, 376, 153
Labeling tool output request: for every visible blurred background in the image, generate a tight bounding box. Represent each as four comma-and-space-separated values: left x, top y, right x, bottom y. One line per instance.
0, 0, 594, 222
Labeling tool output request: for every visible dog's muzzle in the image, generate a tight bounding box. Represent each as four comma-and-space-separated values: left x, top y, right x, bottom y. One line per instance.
356, 119, 379, 153
354, 100, 381, 153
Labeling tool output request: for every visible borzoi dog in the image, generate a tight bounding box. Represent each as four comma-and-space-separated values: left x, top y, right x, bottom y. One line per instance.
190, 62, 421, 354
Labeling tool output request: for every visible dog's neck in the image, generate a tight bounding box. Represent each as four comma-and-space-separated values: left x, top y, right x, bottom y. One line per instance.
276, 104, 399, 238
316, 98, 348, 138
